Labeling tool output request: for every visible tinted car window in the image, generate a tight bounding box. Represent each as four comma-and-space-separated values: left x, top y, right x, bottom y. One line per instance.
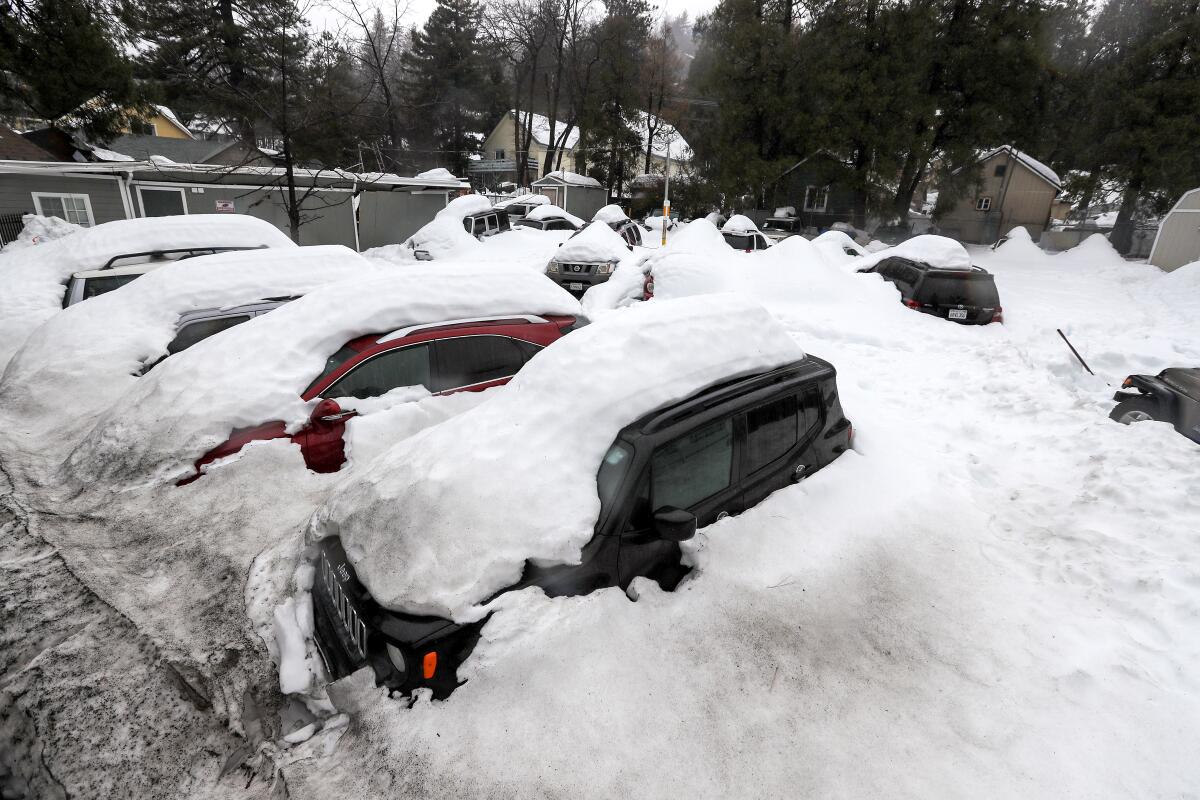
82, 274, 140, 300
167, 315, 252, 355
433, 335, 527, 391
918, 274, 999, 307
652, 417, 734, 510
597, 442, 633, 514
743, 394, 799, 474
722, 233, 755, 251
548, 219, 576, 231
323, 344, 432, 399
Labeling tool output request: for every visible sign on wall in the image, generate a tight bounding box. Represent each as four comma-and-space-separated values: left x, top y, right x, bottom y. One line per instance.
215, 199, 236, 213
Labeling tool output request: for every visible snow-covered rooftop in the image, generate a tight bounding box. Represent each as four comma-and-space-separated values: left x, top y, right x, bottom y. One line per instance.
978, 146, 1062, 189
535, 169, 602, 188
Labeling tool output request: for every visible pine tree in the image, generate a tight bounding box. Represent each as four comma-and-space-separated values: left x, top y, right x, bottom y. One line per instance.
0, 0, 145, 139
404, 0, 490, 175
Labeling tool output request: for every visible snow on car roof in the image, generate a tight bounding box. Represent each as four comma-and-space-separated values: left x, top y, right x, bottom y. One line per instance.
0, 246, 376, 463
404, 195, 496, 259
63, 264, 582, 486
810, 230, 867, 264
849, 234, 972, 273
721, 214, 761, 234
524, 204, 583, 226
553, 221, 630, 263
0, 214, 295, 372
310, 294, 805, 619
593, 204, 630, 225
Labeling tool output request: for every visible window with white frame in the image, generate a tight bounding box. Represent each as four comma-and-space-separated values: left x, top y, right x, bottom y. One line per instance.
31, 193, 95, 227
976, 196, 993, 211
803, 185, 829, 213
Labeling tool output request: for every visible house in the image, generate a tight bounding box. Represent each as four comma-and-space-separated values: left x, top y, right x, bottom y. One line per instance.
935, 146, 1061, 244
766, 152, 866, 231
0, 158, 468, 250
1148, 187, 1200, 272
123, 105, 194, 139
100, 134, 273, 167
471, 110, 691, 189
531, 171, 607, 220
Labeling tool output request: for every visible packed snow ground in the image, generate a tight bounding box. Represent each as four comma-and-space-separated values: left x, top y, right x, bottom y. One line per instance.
1, 219, 1197, 798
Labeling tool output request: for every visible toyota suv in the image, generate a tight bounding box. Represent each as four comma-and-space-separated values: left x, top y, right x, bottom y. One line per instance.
310, 352, 853, 698
858, 257, 1003, 324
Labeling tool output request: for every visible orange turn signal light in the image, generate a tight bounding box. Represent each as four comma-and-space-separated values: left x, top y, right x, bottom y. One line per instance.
422, 651, 438, 679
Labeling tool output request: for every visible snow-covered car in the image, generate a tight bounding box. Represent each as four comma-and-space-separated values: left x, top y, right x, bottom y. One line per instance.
0, 214, 295, 370
762, 215, 803, 243
1110, 368, 1200, 443
514, 204, 583, 232
405, 195, 508, 260
305, 295, 853, 699
495, 193, 550, 221
0, 245, 375, 467
594, 204, 645, 248
187, 312, 577, 480
857, 256, 1002, 325
545, 221, 634, 298
810, 230, 867, 262
721, 215, 771, 251
643, 213, 679, 232
59, 264, 583, 487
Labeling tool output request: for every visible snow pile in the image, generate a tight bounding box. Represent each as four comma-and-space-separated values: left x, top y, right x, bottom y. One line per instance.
64, 264, 581, 485
310, 295, 804, 618
0, 246, 376, 461
810, 230, 866, 264
525, 204, 583, 227
437, 194, 491, 219
992, 226, 1045, 262
593, 204, 629, 225
0, 214, 296, 371
0, 214, 83, 253
414, 167, 459, 182
541, 170, 601, 188
552, 221, 630, 263
849, 234, 972, 272
403, 195, 492, 259
721, 214, 760, 233
497, 193, 549, 210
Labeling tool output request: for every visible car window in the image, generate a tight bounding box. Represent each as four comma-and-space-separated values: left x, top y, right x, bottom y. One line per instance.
82, 274, 140, 301
652, 417, 734, 511
433, 335, 527, 391
743, 394, 799, 474
549, 219, 574, 231
167, 315, 253, 355
723, 233, 754, 251
471, 217, 486, 236
597, 442, 633, 515
323, 344, 433, 399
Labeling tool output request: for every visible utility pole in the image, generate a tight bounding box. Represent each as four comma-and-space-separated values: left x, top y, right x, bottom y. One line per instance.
662, 137, 672, 246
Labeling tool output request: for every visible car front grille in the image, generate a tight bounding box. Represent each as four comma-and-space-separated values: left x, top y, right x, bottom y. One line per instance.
318, 549, 367, 659
560, 263, 594, 274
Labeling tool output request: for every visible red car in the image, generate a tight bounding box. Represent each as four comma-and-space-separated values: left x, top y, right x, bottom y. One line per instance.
183, 313, 576, 482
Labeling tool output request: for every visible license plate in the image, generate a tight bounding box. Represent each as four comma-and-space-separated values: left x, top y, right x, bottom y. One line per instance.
948, 309, 968, 320
569, 282, 584, 291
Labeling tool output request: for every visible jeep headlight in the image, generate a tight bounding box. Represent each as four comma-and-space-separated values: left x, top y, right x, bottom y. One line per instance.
596, 262, 615, 275
546, 261, 561, 274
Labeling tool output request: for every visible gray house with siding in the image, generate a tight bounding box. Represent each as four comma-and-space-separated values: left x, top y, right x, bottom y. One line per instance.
766, 153, 866, 231
0, 160, 467, 250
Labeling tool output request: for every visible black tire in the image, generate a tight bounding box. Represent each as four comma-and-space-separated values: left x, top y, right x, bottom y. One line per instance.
1109, 396, 1161, 425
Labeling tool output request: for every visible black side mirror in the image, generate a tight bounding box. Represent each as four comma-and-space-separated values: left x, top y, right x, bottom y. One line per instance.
653, 506, 697, 542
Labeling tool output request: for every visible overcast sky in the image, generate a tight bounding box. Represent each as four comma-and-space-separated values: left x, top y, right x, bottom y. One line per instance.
308, 0, 720, 36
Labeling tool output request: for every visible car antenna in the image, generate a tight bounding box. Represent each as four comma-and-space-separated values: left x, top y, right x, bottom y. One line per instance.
1056, 328, 1107, 384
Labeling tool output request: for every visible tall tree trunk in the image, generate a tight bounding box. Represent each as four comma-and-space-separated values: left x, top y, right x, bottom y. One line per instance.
1110, 175, 1142, 255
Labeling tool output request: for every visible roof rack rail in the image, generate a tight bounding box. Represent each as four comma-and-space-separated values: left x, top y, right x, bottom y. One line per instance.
377, 314, 549, 344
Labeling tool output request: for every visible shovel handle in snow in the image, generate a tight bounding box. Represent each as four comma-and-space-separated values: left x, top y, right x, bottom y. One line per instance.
1057, 329, 1096, 376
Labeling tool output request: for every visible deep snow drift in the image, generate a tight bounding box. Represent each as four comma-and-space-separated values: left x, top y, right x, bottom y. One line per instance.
63, 264, 581, 486
310, 295, 804, 619
0, 214, 295, 371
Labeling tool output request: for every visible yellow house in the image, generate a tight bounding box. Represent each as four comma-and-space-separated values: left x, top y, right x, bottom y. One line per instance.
124, 105, 194, 140
472, 110, 690, 188
935, 146, 1061, 243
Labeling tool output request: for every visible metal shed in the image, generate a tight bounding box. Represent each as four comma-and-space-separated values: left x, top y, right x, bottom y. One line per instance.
532, 170, 607, 220
1149, 188, 1200, 272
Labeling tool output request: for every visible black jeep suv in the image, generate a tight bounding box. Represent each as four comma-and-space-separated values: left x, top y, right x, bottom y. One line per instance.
859, 256, 1003, 324
311, 356, 854, 699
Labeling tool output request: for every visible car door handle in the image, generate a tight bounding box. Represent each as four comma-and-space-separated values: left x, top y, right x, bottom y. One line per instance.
790, 464, 808, 483
319, 411, 356, 423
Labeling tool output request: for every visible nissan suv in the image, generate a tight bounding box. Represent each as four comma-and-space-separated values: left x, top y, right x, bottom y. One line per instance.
858, 256, 1003, 324
310, 354, 853, 698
